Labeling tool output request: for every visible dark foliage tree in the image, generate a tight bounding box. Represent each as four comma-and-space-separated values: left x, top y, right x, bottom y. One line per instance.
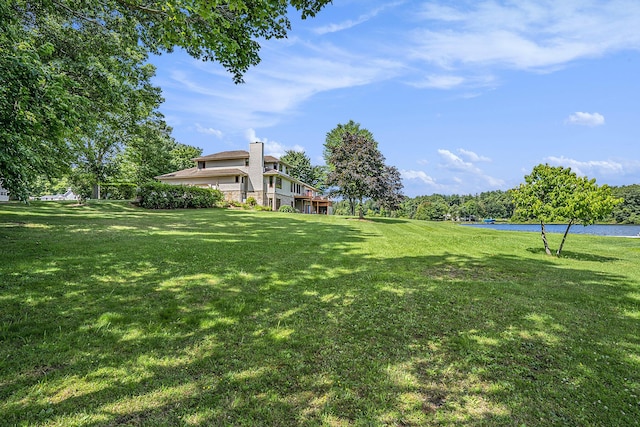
324, 120, 376, 167
326, 132, 403, 219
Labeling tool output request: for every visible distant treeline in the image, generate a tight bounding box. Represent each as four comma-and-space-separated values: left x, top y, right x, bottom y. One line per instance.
333, 184, 640, 224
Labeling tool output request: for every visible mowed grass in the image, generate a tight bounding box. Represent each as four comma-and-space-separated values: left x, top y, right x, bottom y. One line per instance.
0, 201, 638, 426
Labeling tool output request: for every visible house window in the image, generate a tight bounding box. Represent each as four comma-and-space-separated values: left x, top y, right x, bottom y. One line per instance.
235, 176, 239, 183
276, 177, 282, 189
290, 182, 294, 192
269, 176, 273, 187
198, 161, 206, 169
245, 159, 249, 166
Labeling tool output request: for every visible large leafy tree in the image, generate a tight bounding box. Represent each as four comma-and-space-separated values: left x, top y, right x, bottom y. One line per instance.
324, 120, 376, 167
326, 132, 403, 219
280, 149, 327, 189
1, 0, 331, 200
511, 164, 622, 256
374, 165, 404, 215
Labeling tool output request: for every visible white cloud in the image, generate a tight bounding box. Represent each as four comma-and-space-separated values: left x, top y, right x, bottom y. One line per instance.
411, 75, 465, 89
565, 112, 605, 127
437, 149, 478, 172
401, 170, 438, 186
313, 2, 403, 35
411, 1, 640, 71
458, 149, 491, 162
160, 42, 404, 130
437, 149, 505, 188
195, 124, 223, 138
245, 128, 304, 158
545, 156, 624, 177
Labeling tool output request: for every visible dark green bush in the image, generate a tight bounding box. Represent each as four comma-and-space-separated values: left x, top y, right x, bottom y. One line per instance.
138, 182, 223, 209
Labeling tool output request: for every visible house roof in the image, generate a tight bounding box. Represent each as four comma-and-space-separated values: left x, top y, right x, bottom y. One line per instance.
156, 167, 247, 179
193, 151, 249, 161
192, 151, 283, 164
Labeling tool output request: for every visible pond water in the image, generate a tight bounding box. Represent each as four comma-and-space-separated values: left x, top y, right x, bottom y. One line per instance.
461, 223, 640, 237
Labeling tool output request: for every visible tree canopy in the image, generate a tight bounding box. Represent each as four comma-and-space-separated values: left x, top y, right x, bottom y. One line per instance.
324, 120, 376, 167
511, 164, 622, 256
325, 131, 403, 219
1, 0, 331, 200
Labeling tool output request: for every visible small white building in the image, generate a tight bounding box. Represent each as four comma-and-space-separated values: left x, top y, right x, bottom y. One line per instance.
40, 188, 79, 201
0, 184, 8, 202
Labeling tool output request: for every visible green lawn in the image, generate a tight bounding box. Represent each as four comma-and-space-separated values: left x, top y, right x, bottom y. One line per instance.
1, 201, 638, 426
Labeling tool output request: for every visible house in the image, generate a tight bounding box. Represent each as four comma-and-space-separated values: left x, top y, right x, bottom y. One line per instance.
156, 142, 332, 214
39, 188, 80, 201
0, 183, 8, 202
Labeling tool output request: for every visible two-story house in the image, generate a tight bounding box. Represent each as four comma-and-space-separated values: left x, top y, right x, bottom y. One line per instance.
156, 142, 332, 214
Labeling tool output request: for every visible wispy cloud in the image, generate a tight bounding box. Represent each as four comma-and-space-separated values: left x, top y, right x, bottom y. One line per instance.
411, 1, 640, 71
437, 149, 479, 172
458, 149, 491, 162
159, 42, 404, 131
195, 124, 223, 138
411, 75, 465, 89
313, 2, 403, 35
401, 169, 438, 186
245, 129, 304, 158
545, 156, 624, 177
437, 149, 505, 188
565, 112, 605, 127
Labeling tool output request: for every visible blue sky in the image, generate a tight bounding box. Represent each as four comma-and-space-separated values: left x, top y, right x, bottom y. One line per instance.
150, 0, 640, 197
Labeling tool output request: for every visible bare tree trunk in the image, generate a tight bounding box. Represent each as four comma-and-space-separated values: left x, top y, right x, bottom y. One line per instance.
540, 221, 552, 255
358, 197, 364, 219
556, 220, 573, 257
349, 198, 355, 216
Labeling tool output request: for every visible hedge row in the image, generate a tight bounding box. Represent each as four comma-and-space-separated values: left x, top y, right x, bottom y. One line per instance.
138, 182, 223, 209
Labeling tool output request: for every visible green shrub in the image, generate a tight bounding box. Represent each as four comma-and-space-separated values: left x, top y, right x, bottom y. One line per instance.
246, 197, 257, 207
278, 205, 295, 213
255, 205, 272, 211
138, 182, 223, 209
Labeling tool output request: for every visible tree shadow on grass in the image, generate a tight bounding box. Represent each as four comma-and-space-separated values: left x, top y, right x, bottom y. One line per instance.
1, 205, 638, 426
525, 247, 621, 262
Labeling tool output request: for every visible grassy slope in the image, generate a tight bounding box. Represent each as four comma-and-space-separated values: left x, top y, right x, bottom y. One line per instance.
0, 201, 638, 426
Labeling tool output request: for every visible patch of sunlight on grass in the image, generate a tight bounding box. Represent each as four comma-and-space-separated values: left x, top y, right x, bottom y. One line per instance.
107, 225, 138, 231
379, 285, 414, 295
158, 274, 220, 290
67, 227, 92, 233
228, 367, 270, 382
269, 327, 295, 341
320, 293, 340, 303
625, 352, 640, 365
303, 290, 319, 297
519, 329, 560, 344
184, 409, 216, 426
469, 334, 500, 347
33, 266, 62, 275
277, 307, 303, 320
321, 414, 351, 427
386, 361, 420, 388
120, 328, 145, 341
96, 312, 125, 328
25, 223, 53, 229
627, 292, 640, 302
102, 382, 199, 415
199, 316, 236, 329
45, 376, 108, 405
621, 309, 640, 320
